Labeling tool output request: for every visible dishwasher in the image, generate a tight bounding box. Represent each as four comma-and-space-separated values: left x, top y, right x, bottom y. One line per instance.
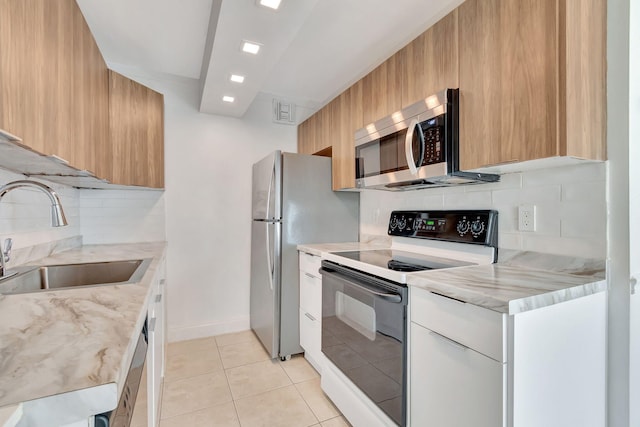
95, 318, 148, 427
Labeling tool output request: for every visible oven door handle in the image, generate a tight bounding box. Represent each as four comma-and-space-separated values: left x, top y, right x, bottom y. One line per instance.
321, 268, 402, 303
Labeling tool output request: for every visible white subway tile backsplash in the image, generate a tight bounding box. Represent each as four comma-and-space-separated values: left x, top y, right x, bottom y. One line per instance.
360, 162, 607, 258
522, 162, 606, 187
562, 180, 607, 203
79, 189, 166, 244
443, 190, 493, 209
498, 232, 523, 251
531, 204, 562, 236
522, 235, 604, 259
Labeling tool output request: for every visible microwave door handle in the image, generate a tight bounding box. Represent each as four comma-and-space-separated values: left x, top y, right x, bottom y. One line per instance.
405, 119, 420, 175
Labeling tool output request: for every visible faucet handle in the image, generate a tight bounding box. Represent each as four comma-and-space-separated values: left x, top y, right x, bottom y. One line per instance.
3, 238, 12, 262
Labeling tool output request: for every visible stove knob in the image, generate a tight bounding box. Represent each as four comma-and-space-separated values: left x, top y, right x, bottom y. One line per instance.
456, 220, 470, 236
471, 220, 485, 237
397, 217, 407, 231
389, 217, 398, 230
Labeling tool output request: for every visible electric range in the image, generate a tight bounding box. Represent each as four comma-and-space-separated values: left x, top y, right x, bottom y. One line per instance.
319, 210, 498, 427
323, 209, 499, 283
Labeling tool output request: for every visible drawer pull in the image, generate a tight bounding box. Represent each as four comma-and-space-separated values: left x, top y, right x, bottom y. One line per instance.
431, 291, 466, 304
149, 317, 157, 332
429, 330, 467, 351
304, 312, 317, 321
305, 272, 316, 279
155, 294, 162, 303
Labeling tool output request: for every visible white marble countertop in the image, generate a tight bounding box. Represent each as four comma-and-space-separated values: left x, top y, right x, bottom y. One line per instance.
299, 241, 605, 315
407, 263, 605, 314
0, 242, 166, 421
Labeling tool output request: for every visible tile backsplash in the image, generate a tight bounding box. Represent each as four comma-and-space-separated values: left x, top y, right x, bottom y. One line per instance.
79, 189, 166, 244
0, 169, 81, 250
360, 162, 606, 259
0, 168, 166, 260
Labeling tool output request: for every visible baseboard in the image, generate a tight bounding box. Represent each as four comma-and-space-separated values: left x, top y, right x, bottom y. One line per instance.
167, 316, 250, 343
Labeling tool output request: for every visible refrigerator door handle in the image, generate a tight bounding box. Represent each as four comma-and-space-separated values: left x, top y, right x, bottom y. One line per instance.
266, 222, 274, 291
266, 163, 272, 220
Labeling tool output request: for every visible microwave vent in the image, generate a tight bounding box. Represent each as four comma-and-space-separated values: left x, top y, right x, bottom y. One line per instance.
272, 99, 296, 125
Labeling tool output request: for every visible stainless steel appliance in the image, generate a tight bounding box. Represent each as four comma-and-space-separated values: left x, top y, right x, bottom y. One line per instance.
95, 318, 148, 427
354, 89, 499, 190
250, 151, 359, 360
320, 210, 498, 426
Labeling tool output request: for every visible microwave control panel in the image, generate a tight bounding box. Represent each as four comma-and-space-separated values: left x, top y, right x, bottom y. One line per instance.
419, 114, 445, 165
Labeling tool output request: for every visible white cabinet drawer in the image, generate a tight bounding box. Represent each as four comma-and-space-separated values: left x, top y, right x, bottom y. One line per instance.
410, 287, 505, 362
300, 271, 322, 319
299, 308, 321, 354
410, 322, 504, 427
299, 251, 322, 277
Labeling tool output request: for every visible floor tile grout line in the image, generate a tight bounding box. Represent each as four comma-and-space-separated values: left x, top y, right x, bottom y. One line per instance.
161, 332, 347, 426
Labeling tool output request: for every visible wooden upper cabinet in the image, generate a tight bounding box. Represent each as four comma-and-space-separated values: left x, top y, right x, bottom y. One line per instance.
316, 103, 333, 153
107, 71, 164, 188
561, 0, 606, 160
458, 0, 605, 170
362, 56, 403, 125
0, 0, 109, 175
401, 9, 459, 108
297, 115, 315, 155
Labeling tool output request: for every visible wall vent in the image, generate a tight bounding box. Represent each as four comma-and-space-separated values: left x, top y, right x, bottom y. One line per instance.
272, 99, 296, 125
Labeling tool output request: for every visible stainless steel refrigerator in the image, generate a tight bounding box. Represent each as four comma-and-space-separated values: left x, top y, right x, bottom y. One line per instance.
250, 151, 359, 359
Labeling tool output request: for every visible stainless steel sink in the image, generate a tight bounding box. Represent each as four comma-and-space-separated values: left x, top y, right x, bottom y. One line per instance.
0, 259, 151, 295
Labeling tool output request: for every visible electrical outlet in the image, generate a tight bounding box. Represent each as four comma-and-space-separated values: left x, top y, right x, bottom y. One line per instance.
518, 204, 536, 232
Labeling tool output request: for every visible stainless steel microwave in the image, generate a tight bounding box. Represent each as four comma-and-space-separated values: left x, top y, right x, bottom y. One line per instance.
354, 88, 499, 190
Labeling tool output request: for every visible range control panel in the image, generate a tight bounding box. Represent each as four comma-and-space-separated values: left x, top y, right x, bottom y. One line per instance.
388, 210, 498, 247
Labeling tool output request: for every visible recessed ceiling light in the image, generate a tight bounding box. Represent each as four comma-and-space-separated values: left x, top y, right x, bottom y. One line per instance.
230, 74, 245, 83
241, 41, 261, 55
222, 96, 235, 103
258, 0, 282, 10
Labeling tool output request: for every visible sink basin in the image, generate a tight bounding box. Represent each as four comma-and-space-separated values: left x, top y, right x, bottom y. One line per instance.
0, 259, 151, 295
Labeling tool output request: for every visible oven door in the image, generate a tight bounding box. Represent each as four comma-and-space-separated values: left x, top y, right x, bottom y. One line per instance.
320, 261, 407, 426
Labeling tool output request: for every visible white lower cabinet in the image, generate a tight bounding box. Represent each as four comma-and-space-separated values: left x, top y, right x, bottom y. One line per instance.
410, 287, 506, 427
131, 257, 166, 427
409, 286, 606, 427
298, 251, 324, 373
410, 322, 504, 427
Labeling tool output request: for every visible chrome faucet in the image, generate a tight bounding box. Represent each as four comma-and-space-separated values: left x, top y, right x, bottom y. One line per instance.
0, 180, 68, 278
0, 238, 13, 279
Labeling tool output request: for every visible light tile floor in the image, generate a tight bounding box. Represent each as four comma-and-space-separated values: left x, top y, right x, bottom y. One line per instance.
159, 330, 351, 427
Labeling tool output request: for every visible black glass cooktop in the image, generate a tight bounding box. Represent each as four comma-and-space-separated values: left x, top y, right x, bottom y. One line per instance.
333, 249, 473, 272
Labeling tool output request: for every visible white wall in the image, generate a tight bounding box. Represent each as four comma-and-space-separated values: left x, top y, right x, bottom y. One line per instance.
0, 168, 80, 257
106, 65, 298, 341
361, 162, 606, 260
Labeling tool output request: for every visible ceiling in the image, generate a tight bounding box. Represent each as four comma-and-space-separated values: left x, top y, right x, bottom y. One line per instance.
76, 0, 463, 121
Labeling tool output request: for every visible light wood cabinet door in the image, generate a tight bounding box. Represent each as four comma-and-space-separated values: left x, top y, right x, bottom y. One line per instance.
0, 0, 109, 175
316, 103, 333, 154
297, 116, 315, 155
362, 56, 402, 125
561, 0, 606, 160
401, 9, 459, 108
332, 80, 362, 190
458, 0, 558, 170
107, 71, 164, 188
